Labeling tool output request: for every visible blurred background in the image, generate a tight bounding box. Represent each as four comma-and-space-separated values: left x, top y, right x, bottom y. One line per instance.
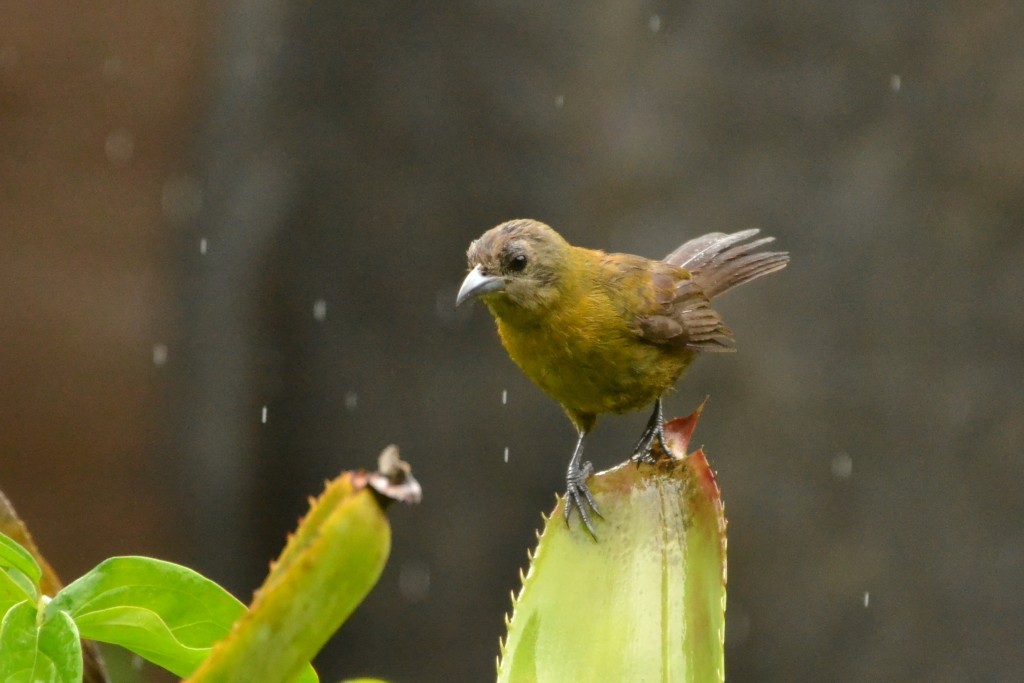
2, 1, 1023, 681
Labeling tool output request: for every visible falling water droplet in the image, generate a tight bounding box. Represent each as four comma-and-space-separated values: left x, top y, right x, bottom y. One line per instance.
261, 406, 268, 424
152, 343, 168, 366
863, 591, 870, 607
503, 446, 509, 463
831, 452, 852, 479
501, 389, 508, 405
313, 299, 327, 321
398, 560, 431, 602
648, 15, 661, 32
199, 237, 208, 255
104, 128, 135, 165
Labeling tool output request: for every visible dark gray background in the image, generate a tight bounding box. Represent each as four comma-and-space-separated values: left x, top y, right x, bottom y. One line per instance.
3, 2, 1022, 682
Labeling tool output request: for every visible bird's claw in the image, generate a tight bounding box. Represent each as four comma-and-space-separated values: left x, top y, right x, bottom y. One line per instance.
630, 425, 669, 464
631, 399, 671, 463
564, 460, 601, 539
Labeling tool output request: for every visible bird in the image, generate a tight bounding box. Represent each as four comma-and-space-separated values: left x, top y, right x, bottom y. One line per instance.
456, 219, 788, 537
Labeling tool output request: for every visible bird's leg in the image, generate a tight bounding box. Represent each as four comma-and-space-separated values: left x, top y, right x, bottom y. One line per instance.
631, 398, 671, 464
564, 431, 601, 539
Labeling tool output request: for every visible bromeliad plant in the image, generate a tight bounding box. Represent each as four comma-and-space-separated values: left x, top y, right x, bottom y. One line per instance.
498, 403, 728, 683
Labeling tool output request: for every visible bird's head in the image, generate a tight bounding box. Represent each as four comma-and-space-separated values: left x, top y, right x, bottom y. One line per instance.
456, 219, 571, 319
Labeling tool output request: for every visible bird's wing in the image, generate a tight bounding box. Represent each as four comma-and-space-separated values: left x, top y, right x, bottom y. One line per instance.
664, 229, 789, 299
600, 255, 735, 351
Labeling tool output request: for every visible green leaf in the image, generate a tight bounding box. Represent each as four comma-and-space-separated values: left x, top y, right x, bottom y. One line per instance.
46, 556, 318, 682
0, 599, 83, 683
0, 569, 36, 618
71, 605, 214, 675
47, 556, 244, 678
0, 532, 41, 603
36, 608, 83, 683
0, 533, 43, 587
498, 408, 727, 683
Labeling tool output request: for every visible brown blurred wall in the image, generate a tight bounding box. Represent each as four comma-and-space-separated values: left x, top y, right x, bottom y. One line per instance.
0, 3, 208, 576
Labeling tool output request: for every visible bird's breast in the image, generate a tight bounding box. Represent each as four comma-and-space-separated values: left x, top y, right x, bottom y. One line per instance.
496, 307, 693, 419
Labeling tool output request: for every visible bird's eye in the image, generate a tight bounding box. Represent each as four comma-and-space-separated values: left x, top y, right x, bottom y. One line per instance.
508, 253, 528, 272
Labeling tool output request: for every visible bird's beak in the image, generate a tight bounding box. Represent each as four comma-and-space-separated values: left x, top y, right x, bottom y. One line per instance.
456, 265, 504, 307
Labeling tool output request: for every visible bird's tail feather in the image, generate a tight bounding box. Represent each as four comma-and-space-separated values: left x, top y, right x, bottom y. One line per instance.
664, 229, 789, 299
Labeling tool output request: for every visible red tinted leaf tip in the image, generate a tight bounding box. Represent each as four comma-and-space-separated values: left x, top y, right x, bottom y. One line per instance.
662, 397, 707, 457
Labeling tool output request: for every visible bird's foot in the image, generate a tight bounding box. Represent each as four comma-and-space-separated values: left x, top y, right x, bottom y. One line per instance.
630, 424, 671, 464
564, 460, 601, 539
631, 399, 671, 464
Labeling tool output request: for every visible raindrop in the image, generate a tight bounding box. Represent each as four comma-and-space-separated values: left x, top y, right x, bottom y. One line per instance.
501, 389, 508, 405
344, 391, 358, 411
830, 452, 852, 479
398, 560, 431, 602
199, 237, 208, 255
152, 343, 168, 366
104, 128, 135, 165
435, 289, 449, 320
503, 446, 509, 463
649, 15, 662, 32
261, 405, 268, 424
554, 94, 565, 109
313, 299, 327, 321
889, 74, 902, 92
863, 591, 870, 608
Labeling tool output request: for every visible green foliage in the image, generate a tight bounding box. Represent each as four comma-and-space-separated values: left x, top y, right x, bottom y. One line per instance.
0, 546, 316, 683
0, 532, 41, 613
0, 457, 411, 683
0, 600, 82, 683
47, 557, 251, 678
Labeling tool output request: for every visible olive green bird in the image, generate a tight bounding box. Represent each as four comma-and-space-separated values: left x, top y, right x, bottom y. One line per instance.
456, 219, 788, 537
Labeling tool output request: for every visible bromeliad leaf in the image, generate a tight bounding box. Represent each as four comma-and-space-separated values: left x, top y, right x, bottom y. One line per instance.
46, 556, 245, 678
0, 599, 83, 683
498, 407, 727, 683
184, 462, 408, 683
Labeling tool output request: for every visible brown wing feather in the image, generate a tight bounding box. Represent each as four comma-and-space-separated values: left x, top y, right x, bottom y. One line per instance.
665, 228, 789, 299
601, 255, 735, 352
639, 272, 735, 351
